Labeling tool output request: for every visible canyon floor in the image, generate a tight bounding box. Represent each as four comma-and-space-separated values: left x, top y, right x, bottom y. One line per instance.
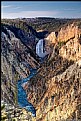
1, 18, 81, 121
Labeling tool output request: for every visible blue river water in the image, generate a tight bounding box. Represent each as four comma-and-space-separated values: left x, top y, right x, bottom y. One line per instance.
17, 68, 37, 117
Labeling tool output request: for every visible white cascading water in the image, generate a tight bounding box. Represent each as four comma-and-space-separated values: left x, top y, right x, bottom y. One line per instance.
36, 39, 48, 58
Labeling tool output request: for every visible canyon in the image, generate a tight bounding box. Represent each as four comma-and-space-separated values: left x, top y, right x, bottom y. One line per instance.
1, 18, 81, 121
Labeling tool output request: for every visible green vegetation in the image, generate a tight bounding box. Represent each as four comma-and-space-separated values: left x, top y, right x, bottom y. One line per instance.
13, 72, 19, 105
58, 41, 66, 48
14, 88, 18, 105
14, 72, 19, 81
12, 118, 16, 121
47, 57, 55, 66
1, 104, 5, 110
2, 17, 80, 33
1, 104, 7, 121
1, 116, 7, 121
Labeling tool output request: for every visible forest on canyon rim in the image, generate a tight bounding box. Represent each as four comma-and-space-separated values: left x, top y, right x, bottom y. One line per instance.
1, 17, 81, 121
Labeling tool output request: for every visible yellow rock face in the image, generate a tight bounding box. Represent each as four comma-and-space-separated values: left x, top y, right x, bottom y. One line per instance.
59, 37, 81, 61
46, 23, 81, 44
35, 63, 81, 121
28, 23, 81, 121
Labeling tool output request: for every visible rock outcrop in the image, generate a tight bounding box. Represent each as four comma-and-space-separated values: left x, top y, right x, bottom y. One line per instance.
35, 62, 81, 121
46, 23, 81, 44
1, 23, 40, 105
59, 35, 81, 61
1, 19, 81, 121
24, 22, 81, 121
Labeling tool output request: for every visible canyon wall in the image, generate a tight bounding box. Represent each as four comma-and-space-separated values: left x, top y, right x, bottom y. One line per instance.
1, 24, 39, 105
59, 37, 81, 61
46, 23, 81, 44
1, 21, 81, 121
26, 60, 81, 121
35, 62, 81, 121
25, 23, 81, 121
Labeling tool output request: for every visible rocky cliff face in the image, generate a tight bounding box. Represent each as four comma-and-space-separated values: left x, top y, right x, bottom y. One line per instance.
25, 60, 81, 121
24, 22, 81, 121
59, 35, 81, 62
46, 23, 81, 44
1, 23, 40, 105
35, 62, 81, 121
1, 20, 81, 121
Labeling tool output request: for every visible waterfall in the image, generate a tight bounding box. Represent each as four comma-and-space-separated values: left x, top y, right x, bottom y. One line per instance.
36, 39, 48, 58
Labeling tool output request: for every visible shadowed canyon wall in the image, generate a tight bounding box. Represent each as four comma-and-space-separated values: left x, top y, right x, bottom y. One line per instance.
24, 23, 81, 121
1, 20, 81, 121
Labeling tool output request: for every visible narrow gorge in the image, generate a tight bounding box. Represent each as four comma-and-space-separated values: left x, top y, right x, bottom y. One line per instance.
1, 18, 81, 121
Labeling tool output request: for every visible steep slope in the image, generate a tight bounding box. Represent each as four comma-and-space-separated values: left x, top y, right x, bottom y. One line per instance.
24, 23, 81, 121
1, 19, 81, 121
36, 62, 81, 121
45, 23, 81, 44
1, 23, 40, 105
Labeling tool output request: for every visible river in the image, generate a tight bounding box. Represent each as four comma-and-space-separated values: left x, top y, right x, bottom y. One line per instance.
17, 68, 37, 117
17, 39, 47, 117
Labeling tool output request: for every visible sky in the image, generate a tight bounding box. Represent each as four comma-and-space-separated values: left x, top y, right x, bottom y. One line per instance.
1, 1, 81, 19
